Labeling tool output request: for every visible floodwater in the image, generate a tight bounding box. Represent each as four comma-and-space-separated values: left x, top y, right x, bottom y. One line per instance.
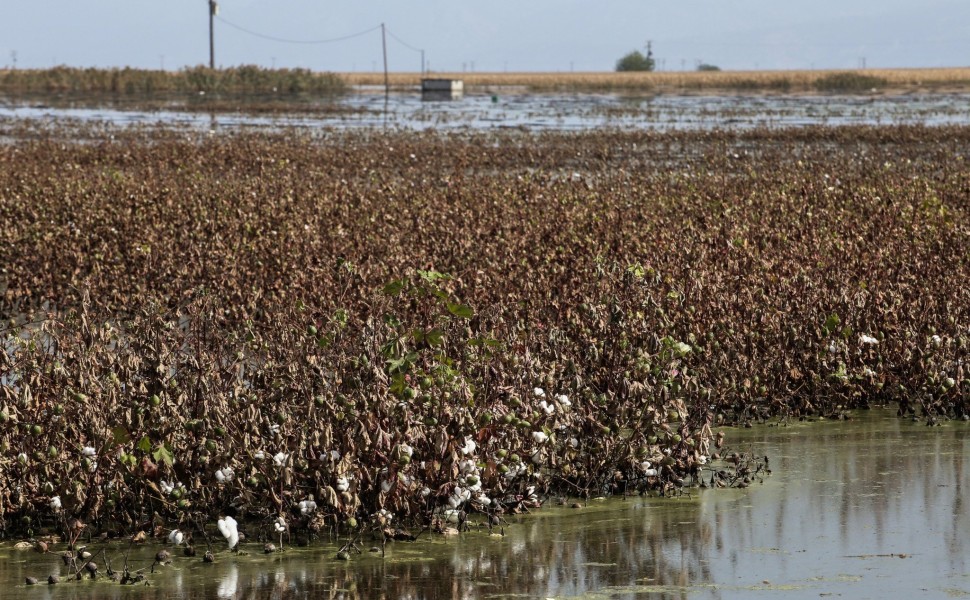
2, 90, 970, 132
2, 408, 968, 599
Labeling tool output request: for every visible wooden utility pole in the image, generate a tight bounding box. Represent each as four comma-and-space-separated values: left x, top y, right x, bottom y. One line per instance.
381, 23, 389, 99
209, 1, 218, 69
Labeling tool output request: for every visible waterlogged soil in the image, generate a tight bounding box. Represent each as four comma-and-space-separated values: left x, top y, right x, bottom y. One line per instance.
2, 409, 967, 599
3, 91, 970, 132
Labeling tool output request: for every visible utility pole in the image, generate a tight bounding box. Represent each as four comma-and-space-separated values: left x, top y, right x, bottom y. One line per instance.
209, 1, 218, 69
381, 23, 389, 99
420, 49, 425, 77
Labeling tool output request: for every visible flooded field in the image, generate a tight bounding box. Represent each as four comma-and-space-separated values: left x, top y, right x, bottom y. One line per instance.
2, 89, 970, 131
2, 409, 967, 599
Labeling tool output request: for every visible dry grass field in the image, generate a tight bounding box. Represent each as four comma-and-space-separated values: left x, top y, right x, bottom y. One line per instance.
343, 67, 970, 93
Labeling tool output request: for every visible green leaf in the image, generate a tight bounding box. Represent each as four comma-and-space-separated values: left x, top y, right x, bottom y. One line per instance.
417, 270, 450, 284
152, 443, 175, 467
446, 302, 474, 319
112, 426, 132, 445
823, 312, 841, 335
469, 337, 501, 348
425, 328, 445, 347
383, 279, 406, 296
332, 308, 349, 327
119, 452, 137, 469
136, 436, 152, 454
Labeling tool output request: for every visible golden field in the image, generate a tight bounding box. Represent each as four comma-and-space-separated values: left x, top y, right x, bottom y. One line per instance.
342, 67, 970, 93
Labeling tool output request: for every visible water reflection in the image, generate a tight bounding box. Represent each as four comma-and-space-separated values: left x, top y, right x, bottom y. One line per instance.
2, 410, 968, 599
4, 92, 970, 132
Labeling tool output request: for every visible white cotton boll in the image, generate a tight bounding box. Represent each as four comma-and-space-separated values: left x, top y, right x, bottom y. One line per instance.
697, 455, 708, 465
299, 500, 317, 515
330, 449, 341, 461
859, 334, 879, 345
539, 400, 555, 415
447, 494, 461, 508
273, 452, 288, 467
17, 452, 27, 465
569, 437, 580, 449
268, 424, 280, 434
641, 461, 652, 470
827, 342, 839, 354
459, 459, 478, 475
81, 446, 97, 458
644, 468, 658, 477
381, 479, 393, 493
50, 496, 62, 511
556, 394, 571, 407
168, 529, 184, 545
863, 367, 876, 377
217, 516, 239, 549
931, 334, 942, 347
532, 431, 549, 444
461, 437, 476, 456
254, 451, 266, 460
531, 452, 544, 465
419, 486, 431, 498
160, 480, 175, 495
475, 494, 491, 506
336, 477, 349, 492
400, 444, 413, 457
534, 387, 545, 397
274, 517, 287, 533
215, 467, 234, 483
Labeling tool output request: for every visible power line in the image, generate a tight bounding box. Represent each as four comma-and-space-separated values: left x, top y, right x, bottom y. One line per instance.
385, 28, 422, 53
215, 16, 381, 45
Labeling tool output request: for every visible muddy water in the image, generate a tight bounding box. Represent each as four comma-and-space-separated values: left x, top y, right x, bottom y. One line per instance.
2, 408, 968, 599
3, 92, 970, 132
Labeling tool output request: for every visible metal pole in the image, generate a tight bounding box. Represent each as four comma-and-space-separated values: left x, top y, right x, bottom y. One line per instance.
421, 50, 425, 77
381, 23, 389, 99
209, 1, 217, 69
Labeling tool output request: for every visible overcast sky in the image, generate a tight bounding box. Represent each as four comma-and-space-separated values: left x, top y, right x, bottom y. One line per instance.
4, 1, 969, 72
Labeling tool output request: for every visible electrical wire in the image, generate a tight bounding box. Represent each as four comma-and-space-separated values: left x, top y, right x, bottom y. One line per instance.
385, 28, 422, 53
215, 16, 381, 45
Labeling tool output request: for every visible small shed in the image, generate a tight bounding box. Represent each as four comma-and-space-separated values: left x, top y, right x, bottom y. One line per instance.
421, 78, 463, 101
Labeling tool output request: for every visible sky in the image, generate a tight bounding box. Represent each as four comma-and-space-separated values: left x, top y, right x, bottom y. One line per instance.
3, 1, 969, 73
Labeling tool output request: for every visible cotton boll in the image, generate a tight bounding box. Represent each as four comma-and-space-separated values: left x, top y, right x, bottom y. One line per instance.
168, 529, 184, 546
532, 431, 549, 444
50, 496, 62, 511
336, 477, 350, 492
217, 516, 239, 549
